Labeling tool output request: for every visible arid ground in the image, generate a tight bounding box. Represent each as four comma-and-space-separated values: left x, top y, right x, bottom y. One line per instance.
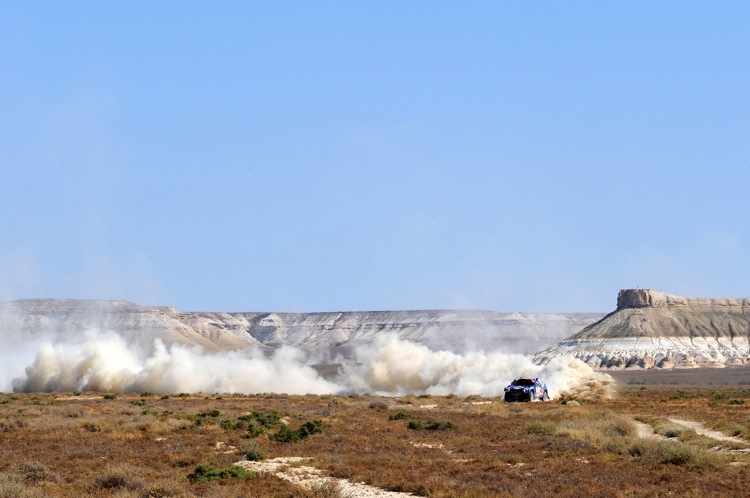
2, 378, 750, 497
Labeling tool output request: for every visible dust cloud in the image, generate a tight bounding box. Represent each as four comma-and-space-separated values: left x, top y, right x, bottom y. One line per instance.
7, 331, 613, 399
343, 333, 613, 398
10, 330, 338, 395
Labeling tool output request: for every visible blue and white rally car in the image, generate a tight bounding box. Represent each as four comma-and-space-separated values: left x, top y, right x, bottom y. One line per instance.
504, 377, 549, 402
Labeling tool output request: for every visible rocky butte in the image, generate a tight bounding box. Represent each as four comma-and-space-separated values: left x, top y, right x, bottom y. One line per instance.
0, 299, 602, 357
535, 289, 750, 369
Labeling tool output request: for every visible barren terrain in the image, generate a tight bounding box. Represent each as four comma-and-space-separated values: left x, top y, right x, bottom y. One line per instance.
2, 382, 750, 497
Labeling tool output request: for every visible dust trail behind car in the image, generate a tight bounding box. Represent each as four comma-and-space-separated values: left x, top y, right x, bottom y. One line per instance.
8, 330, 613, 399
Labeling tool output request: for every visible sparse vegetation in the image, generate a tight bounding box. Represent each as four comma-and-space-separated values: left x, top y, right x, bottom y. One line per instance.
368, 399, 388, 411
388, 411, 409, 420
407, 419, 456, 431
526, 420, 557, 435
293, 481, 354, 498
187, 464, 256, 482
242, 442, 267, 461
269, 419, 323, 442
0, 388, 748, 497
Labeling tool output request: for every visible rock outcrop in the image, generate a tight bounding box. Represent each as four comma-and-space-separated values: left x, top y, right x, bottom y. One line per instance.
535, 289, 750, 368
0, 299, 602, 356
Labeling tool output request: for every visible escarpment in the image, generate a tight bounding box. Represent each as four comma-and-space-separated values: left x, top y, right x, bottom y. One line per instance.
536, 289, 750, 369
0, 299, 601, 357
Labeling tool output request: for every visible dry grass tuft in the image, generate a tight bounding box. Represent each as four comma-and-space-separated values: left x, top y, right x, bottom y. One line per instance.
293, 481, 354, 498
15, 461, 57, 486
367, 400, 389, 411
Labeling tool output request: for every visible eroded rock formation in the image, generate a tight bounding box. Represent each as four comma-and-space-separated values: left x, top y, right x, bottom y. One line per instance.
536, 289, 750, 368
0, 299, 602, 357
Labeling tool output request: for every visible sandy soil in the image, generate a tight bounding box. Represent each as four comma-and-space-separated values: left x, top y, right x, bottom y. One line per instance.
633, 417, 750, 454
667, 418, 748, 446
632, 420, 665, 441
235, 457, 416, 497
607, 365, 750, 387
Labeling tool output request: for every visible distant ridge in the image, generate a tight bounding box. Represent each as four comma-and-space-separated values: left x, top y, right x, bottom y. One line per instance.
535, 289, 750, 368
0, 299, 602, 356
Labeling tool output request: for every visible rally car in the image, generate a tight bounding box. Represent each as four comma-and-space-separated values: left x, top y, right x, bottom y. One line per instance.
503, 377, 549, 402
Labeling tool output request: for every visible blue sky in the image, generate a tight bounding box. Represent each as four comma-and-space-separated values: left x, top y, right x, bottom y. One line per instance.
2, 2, 749, 312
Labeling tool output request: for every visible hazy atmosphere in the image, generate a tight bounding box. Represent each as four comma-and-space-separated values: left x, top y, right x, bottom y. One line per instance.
2, 2, 749, 312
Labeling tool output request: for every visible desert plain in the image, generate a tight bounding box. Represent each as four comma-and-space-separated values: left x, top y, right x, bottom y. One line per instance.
2, 372, 750, 498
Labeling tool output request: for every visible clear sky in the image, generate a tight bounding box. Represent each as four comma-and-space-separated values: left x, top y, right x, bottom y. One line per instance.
2, 2, 749, 313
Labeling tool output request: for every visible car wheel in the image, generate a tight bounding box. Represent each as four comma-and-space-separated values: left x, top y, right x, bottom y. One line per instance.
542, 390, 549, 401
529, 391, 536, 402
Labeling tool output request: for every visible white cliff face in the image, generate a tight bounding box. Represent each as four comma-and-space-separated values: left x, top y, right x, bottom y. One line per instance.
234, 310, 602, 356
0, 299, 601, 357
535, 289, 750, 369
0, 299, 261, 351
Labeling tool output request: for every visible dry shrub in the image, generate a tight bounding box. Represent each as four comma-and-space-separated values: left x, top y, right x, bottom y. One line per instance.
628, 439, 727, 471
556, 410, 637, 448
293, 481, 353, 498
138, 479, 190, 497
663, 427, 683, 438
628, 438, 664, 458
526, 421, 557, 436
660, 444, 725, 470
0, 473, 50, 498
94, 464, 144, 491
15, 461, 57, 486
0, 474, 25, 498
0, 420, 25, 433
367, 400, 388, 411
81, 422, 102, 432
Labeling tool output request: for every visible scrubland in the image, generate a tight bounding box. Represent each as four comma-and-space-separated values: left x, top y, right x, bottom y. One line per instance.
1, 386, 750, 497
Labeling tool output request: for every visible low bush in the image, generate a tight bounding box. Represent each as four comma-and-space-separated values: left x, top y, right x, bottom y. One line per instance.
269, 420, 323, 442
236, 410, 285, 437
139, 478, 189, 497
660, 444, 724, 470
246, 420, 266, 438
556, 410, 636, 448
408, 420, 456, 431
368, 400, 389, 411
187, 464, 256, 483
526, 421, 557, 436
95, 473, 127, 489
388, 412, 409, 421
247, 410, 283, 428
16, 461, 56, 485
81, 422, 101, 433
425, 420, 456, 431
663, 427, 683, 438
243, 442, 267, 461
